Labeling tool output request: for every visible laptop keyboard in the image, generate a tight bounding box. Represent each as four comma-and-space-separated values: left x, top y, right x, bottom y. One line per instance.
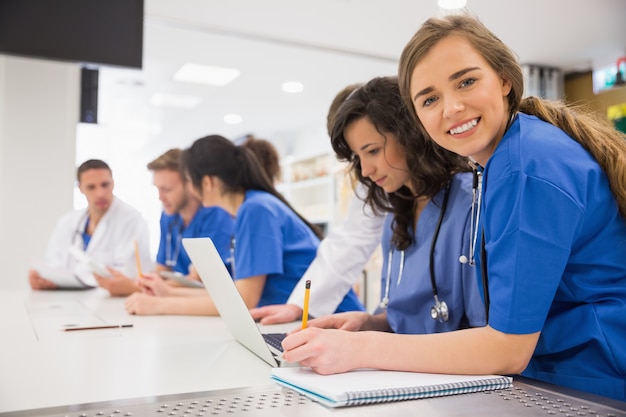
262, 333, 287, 352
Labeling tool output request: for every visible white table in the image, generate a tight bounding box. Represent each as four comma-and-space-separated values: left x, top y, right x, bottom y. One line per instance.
1, 289, 624, 417
0, 288, 277, 413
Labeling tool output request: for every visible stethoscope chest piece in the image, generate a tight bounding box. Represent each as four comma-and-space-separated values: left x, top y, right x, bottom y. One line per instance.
430, 296, 449, 323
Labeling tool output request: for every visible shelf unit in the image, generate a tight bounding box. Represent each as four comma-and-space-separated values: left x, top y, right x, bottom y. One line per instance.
277, 151, 347, 234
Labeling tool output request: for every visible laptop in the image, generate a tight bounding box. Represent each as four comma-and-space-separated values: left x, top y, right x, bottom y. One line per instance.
182, 237, 292, 367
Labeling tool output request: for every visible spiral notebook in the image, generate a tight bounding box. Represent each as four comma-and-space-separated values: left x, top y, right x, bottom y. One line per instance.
271, 367, 512, 408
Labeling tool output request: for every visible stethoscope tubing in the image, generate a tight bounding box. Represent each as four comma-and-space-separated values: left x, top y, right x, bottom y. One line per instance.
380, 181, 451, 322
165, 218, 183, 267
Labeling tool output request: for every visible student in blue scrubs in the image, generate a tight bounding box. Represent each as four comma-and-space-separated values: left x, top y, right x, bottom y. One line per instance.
392, 15, 626, 401
281, 76, 485, 355
148, 149, 234, 277
157, 207, 233, 275
336, 14, 626, 402
125, 136, 364, 316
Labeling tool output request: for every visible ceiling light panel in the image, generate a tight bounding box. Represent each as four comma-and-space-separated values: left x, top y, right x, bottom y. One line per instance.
282, 81, 304, 93
223, 114, 242, 124
173, 63, 241, 86
437, 0, 467, 10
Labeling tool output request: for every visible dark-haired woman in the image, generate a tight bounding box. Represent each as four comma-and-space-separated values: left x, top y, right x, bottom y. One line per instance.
125, 135, 363, 316
281, 76, 485, 372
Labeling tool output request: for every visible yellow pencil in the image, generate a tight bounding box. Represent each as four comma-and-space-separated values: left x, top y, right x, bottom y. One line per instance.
301, 280, 311, 329
134, 240, 143, 277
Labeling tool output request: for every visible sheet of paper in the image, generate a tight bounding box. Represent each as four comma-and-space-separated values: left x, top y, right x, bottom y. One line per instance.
67, 246, 112, 277
30, 257, 93, 288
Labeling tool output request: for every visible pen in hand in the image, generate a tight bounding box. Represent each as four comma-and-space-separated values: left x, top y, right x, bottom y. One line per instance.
134, 239, 143, 277
301, 280, 311, 329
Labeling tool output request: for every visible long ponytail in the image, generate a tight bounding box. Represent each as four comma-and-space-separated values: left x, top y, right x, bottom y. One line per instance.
520, 97, 626, 218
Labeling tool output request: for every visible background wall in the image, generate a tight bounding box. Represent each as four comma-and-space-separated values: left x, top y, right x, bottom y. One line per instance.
0, 56, 78, 289
564, 71, 626, 116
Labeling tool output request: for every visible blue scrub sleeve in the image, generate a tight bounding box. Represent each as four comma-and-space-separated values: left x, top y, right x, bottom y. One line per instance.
198, 208, 235, 265
234, 204, 283, 280
484, 171, 584, 334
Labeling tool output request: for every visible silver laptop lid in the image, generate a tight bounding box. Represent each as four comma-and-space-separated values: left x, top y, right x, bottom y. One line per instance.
182, 237, 279, 367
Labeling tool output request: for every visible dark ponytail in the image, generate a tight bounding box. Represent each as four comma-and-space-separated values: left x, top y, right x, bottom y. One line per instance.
183, 135, 324, 240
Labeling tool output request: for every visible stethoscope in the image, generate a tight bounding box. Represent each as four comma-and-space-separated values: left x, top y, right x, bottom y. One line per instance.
459, 161, 490, 321
227, 236, 236, 277
72, 212, 90, 251
380, 181, 452, 323
459, 161, 483, 266
165, 217, 184, 267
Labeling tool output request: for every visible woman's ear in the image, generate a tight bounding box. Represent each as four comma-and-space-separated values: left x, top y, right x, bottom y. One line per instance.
500, 75, 513, 97
202, 175, 224, 194
201, 175, 214, 192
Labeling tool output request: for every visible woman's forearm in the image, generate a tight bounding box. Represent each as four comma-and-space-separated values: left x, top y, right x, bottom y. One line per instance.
159, 295, 219, 316
351, 326, 539, 375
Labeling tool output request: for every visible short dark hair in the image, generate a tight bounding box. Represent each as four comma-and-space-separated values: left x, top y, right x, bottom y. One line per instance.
76, 159, 111, 182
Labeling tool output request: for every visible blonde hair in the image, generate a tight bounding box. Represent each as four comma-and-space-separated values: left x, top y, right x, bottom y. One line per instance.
147, 148, 185, 179
398, 14, 626, 218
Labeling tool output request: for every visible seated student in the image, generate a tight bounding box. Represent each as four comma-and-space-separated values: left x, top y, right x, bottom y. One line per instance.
28, 159, 152, 290
150, 148, 234, 277
125, 135, 365, 316
251, 84, 386, 325
95, 149, 235, 296
286, 15, 626, 402
280, 76, 485, 361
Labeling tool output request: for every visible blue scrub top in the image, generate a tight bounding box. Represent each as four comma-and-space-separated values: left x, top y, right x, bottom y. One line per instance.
477, 113, 626, 401
156, 206, 234, 274
234, 190, 364, 312
382, 172, 486, 334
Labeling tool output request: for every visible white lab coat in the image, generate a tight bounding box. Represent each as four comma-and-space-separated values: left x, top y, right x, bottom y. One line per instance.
44, 196, 153, 286
287, 183, 385, 317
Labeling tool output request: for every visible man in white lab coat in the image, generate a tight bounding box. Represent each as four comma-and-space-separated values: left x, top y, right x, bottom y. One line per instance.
28, 159, 152, 293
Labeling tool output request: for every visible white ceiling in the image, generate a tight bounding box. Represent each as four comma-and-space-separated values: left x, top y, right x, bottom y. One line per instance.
95, 0, 626, 158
